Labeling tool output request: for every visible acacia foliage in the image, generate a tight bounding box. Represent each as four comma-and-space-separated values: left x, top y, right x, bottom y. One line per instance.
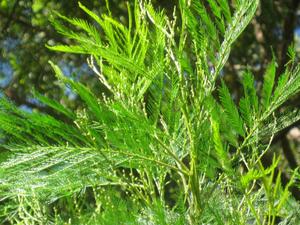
1, 0, 300, 224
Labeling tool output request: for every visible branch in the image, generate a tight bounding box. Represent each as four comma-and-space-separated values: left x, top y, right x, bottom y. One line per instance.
277, 0, 300, 75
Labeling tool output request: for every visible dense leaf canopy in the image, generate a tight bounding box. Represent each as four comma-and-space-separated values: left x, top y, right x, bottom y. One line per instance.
0, 0, 300, 224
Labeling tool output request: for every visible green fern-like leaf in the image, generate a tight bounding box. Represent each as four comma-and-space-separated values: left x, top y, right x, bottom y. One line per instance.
219, 80, 245, 137
261, 59, 277, 111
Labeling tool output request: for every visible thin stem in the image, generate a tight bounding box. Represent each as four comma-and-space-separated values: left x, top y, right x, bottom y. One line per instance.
103, 149, 188, 176
155, 136, 190, 174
